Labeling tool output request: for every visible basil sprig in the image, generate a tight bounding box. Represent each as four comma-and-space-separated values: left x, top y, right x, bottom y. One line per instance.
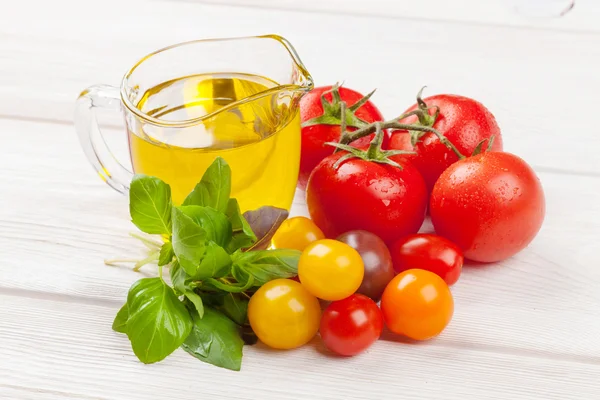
112, 157, 294, 371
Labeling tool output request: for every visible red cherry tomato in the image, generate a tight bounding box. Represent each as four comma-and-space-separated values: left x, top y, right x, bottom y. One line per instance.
320, 294, 383, 356
299, 85, 385, 190
307, 153, 427, 244
430, 152, 545, 263
389, 234, 463, 285
388, 94, 503, 192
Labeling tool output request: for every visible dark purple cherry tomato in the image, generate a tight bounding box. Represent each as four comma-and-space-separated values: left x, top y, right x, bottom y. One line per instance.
320, 294, 383, 356
389, 234, 463, 285
337, 230, 395, 301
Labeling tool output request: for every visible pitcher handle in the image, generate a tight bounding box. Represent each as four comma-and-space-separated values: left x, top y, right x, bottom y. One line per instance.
75, 84, 133, 194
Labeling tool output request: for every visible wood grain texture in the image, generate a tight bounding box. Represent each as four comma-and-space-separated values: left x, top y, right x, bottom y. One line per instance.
175, 0, 598, 32
1, 116, 599, 379
1, 0, 599, 398
1, 294, 599, 400
1, 0, 600, 175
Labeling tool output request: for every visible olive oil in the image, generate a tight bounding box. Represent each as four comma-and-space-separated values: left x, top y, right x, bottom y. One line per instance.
128, 73, 301, 211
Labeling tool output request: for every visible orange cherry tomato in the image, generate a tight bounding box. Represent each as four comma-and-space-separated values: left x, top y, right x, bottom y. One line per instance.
298, 239, 364, 301
380, 269, 453, 340
248, 279, 321, 349
272, 216, 325, 251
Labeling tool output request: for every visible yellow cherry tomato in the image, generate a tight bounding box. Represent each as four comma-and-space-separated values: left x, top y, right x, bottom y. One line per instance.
271, 216, 325, 251
298, 239, 364, 301
248, 278, 321, 349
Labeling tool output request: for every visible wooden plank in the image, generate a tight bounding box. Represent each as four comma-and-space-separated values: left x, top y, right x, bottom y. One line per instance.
175, 0, 599, 33
0, 385, 98, 400
1, 1, 600, 398
1, 294, 599, 400
0, 117, 599, 362
1, 0, 599, 174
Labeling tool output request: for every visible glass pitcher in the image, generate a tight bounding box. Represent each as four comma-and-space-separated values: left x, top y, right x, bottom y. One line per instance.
75, 35, 313, 211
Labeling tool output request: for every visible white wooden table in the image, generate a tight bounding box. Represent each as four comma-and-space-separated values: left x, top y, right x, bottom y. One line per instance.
2, 1, 599, 398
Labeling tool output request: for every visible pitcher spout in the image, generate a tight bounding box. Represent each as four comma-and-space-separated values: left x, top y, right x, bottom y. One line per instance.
261, 34, 314, 94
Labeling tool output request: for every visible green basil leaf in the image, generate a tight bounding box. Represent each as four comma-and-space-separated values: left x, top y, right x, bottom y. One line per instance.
226, 199, 256, 252
112, 303, 128, 334
182, 308, 244, 371
200, 292, 226, 308
230, 263, 249, 286
232, 249, 300, 286
185, 322, 213, 359
243, 206, 288, 250
197, 242, 232, 280
158, 242, 174, 266
200, 293, 247, 326
182, 157, 231, 213
221, 293, 248, 325
126, 277, 193, 364
184, 290, 204, 319
204, 275, 255, 293
129, 175, 172, 235
178, 205, 231, 248
169, 260, 187, 294
170, 261, 204, 318
227, 235, 257, 254
171, 207, 207, 276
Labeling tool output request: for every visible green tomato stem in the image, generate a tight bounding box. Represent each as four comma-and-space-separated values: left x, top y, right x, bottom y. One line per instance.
340, 119, 465, 160
339, 100, 347, 139
366, 122, 384, 159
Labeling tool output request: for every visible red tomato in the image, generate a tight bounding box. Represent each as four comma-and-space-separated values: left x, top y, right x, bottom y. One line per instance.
299, 85, 385, 190
430, 152, 545, 263
389, 234, 463, 285
320, 294, 383, 356
388, 94, 503, 192
307, 152, 427, 244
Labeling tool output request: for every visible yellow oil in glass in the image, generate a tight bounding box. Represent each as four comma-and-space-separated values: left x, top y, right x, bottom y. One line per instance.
128, 73, 300, 211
